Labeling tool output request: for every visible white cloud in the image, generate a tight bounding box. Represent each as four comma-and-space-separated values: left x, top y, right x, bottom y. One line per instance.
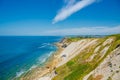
43, 25, 120, 35
52, 0, 96, 24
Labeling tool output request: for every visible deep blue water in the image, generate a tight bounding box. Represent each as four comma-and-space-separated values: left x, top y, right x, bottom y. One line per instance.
0, 36, 62, 80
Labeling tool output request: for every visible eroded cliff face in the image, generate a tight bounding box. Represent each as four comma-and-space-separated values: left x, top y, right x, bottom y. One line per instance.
52, 35, 120, 80
83, 47, 120, 80
57, 39, 98, 67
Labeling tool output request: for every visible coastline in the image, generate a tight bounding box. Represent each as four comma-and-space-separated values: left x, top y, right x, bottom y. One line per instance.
18, 40, 64, 80
17, 34, 120, 80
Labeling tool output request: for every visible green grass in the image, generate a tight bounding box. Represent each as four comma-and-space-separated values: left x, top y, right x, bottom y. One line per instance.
108, 34, 120, 40
66, 37, 82, 42
52, 34, 120, 80
52, 41, 99, 80
64, 64, 91, 80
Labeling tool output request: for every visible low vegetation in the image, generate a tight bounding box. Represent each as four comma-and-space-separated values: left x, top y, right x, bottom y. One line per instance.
52, 34, 120, 80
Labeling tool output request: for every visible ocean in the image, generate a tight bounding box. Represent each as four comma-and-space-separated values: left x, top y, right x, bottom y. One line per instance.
0, 36, 62, 80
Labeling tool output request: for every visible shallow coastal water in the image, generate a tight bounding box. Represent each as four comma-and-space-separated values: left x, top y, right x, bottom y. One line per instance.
0, 36, 62, 80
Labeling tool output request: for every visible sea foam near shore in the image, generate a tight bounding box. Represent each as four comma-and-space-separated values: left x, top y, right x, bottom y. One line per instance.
0, 36, 62, 80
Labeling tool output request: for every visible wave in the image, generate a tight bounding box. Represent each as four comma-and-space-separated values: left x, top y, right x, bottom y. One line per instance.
42, 43, 51, 45
15, 69, 26, 78
28, 51, 55, 72
29, 65, 37, 70
38, 43, 51, 49
13, 51, 55, 79
38, 45, 46, 48
38, 51, 54, 64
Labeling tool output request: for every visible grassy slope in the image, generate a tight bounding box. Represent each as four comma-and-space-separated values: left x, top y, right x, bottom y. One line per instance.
52, 34, 120, 80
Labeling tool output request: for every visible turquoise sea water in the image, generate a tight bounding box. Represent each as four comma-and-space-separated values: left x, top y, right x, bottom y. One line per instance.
0, 36, 62, 80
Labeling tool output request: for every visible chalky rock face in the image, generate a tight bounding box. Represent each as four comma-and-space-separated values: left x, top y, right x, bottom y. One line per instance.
52, 35, 120, 80
83, 47, 120, 80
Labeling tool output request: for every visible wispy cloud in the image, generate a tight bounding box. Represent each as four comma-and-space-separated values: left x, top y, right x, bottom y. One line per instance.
52, 0, 96, 24
43, 25, 120, 35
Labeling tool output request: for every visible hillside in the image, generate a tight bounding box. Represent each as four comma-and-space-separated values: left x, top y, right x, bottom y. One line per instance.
51, 34, 120, 80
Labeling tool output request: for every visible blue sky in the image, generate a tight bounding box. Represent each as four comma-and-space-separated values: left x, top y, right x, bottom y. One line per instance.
0, 0, 120, 35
